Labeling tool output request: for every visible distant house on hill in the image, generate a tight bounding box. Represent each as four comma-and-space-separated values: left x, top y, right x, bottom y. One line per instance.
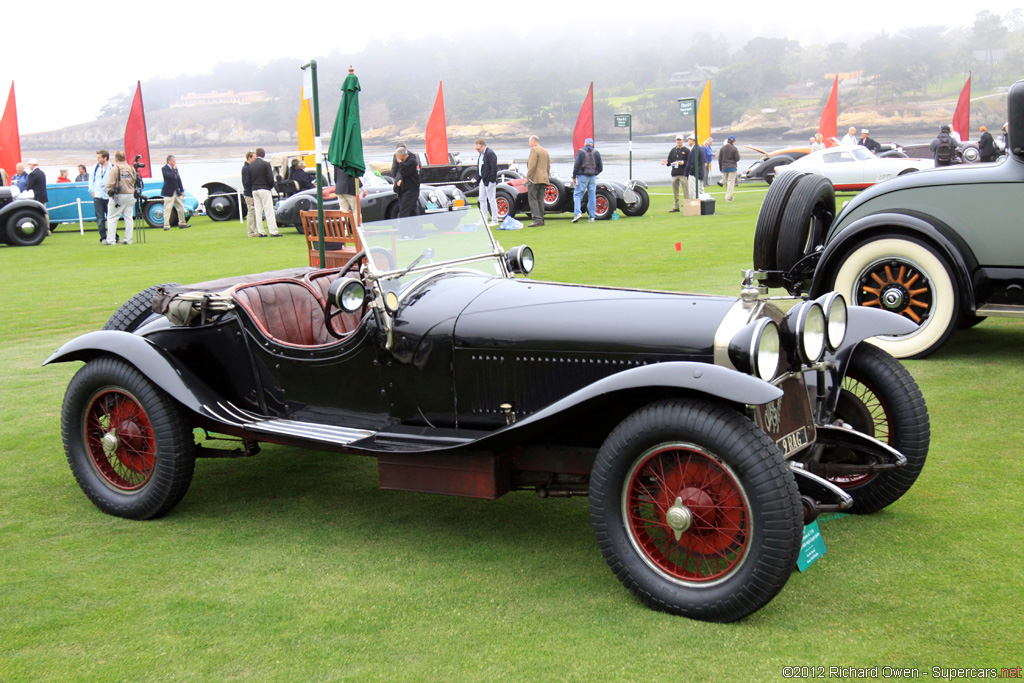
670, 65, 719, 88
174, 91, 270, 107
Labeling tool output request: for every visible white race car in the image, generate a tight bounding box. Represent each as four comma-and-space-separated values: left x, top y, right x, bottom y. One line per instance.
775, 146, 934, 191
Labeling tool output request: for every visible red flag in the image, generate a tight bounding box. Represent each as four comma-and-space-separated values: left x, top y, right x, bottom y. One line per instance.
818, 76, 838, 143
572, 82, 594, 154
952, 75, 971, 142
425, 81, 448, 165
0, 83, 21, 184
124, 81, 151, 178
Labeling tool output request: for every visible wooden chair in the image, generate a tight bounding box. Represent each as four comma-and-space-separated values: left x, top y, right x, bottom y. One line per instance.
301, 210, 361, 269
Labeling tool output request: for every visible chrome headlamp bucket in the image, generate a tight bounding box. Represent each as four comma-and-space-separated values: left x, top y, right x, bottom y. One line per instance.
788, 301, 827, 364
729, 317, 781, 382
815, 292, 848, 352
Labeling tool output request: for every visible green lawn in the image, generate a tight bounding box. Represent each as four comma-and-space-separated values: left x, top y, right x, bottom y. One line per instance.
1, 188, 1022, 681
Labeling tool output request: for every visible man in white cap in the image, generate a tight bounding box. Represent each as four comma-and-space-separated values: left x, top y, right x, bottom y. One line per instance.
662, 134, 689, 211
858, 129, 881, 154
25, 159, 48, 206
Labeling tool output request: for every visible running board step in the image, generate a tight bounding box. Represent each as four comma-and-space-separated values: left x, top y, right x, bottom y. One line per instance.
975, 304, 1024, 318
204, 402, 374, 446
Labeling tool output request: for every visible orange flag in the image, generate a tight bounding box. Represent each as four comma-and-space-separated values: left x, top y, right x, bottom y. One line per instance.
952, 75, 971, 141
818, 76, 838, 143
572, 83, 594, 153
425, 81, 448, 165
124, 81, 151, 178
0, 83, 21, 182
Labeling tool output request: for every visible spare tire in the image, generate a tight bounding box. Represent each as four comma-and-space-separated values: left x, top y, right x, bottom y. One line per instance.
103, 283, 180, 332
753, 171, 808, 271
776, 175, 835, 271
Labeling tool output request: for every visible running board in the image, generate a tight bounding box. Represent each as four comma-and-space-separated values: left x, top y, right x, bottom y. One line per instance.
204, 402, 374, 446
975, 304, 1024, 318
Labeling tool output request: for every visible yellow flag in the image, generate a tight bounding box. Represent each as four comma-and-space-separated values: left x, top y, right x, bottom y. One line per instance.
298, 86, 315, 166
696, 80, 711, 144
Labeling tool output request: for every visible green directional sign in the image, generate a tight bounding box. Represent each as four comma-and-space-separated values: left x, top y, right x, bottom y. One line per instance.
614, 113, 631, 128
678, 97, 697, 117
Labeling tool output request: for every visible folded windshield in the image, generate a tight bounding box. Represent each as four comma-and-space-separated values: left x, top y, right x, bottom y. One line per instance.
357, 210, 506, 291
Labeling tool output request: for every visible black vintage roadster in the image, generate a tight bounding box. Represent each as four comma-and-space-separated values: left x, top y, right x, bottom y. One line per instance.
47, 210, 929, 622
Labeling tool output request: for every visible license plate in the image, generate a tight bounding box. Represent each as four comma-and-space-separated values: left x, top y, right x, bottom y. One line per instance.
755, 375, 816, 457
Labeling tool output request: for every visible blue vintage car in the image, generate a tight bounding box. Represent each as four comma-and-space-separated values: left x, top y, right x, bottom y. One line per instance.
46, 182, 200, 230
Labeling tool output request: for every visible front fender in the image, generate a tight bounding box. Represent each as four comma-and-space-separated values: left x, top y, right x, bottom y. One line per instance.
45, 331, 220, 414
0, 198, 48, 219
810, 211, 976, 306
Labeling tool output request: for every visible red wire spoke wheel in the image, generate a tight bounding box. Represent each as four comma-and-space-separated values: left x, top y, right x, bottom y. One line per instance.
83, 388, 157, 490
624, 444, 750, 583
62, 356, 196, 520
590, 399, 802, 622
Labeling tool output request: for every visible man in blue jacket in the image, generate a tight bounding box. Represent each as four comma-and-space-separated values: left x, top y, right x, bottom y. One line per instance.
572, 138, 603, 223
161, 155, 191, 230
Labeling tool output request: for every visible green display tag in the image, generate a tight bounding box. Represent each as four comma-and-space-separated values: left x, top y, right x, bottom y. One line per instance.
797, 521, 827, 572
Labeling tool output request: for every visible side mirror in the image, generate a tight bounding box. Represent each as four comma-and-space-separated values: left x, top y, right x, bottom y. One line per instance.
1008, 79, 1024, 159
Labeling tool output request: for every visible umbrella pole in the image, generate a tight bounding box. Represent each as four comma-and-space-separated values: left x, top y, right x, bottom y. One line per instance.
302, 59, 326, 270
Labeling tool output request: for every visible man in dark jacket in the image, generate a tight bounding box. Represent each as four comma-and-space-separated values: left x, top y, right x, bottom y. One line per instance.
930, 126, 956, 166
978, 126, 997, 162
858, 129, 882, 154
718, 135, 741, 202
160, 155, 191, 230
662, 134, 689, 211
394, 146, 420, 218
241, 151, 262, 237
682, 135, 704, 199
25, 159, 47, 205
248, 148, 281, 237
571, 138, 603, 222
475, 139, 499, 226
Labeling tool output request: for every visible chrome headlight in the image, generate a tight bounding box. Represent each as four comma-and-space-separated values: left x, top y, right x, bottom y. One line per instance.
504, 245, 534, 275
729, 318, 780, 382
328, 278, 367, 314
816, 292, 848, 351
792, 301, 826, 363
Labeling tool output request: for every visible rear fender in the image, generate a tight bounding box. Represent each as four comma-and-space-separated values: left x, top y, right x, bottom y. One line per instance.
45, 331, 219, 414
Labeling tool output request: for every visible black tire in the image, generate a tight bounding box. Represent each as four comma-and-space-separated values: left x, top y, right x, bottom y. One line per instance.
589, 399, 802, 622
205, 194, 239, 222
459, 167, 481, 196
620, 186, 650, 217
823, 344, 930, 513
753, 171, 807, 271
829, 237, 960, 359
897, 168, 919, 176
496, 169, 521, 183
384, 200, 400, 220
61, 356, 196, 520
759, 155, 794, 185
494, 190, 515, 219
103, 283, 180, 332
959, 314, 986, 329
594, 188, 616, 220
775, 175, 835, 271
4, 208, 48, 246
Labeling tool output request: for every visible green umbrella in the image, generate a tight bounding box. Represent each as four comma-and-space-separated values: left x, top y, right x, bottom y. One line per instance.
328, 70, 365, 178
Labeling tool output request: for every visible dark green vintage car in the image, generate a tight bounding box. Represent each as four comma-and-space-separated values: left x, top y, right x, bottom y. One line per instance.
754, 78, 1024, 358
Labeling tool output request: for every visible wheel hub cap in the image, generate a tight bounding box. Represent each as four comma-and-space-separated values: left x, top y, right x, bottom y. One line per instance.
665, 496, 693, 540
101, 431, 119, 455
880, 285, 906, 310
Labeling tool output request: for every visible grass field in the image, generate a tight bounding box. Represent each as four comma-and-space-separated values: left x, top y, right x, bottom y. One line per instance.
2, 186, 1022, 681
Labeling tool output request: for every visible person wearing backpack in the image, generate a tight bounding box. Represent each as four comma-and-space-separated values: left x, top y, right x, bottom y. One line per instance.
931, 125, 956, 167
571, 138, 603, 223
